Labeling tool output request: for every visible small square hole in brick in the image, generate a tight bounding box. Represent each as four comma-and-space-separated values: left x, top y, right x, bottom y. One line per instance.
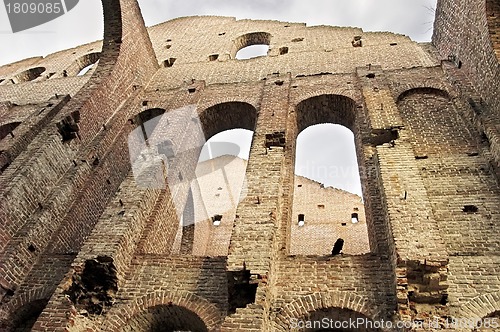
462, 205, 478, 213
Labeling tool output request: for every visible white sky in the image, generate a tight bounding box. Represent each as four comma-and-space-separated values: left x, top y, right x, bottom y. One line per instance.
0, 0, 438, 196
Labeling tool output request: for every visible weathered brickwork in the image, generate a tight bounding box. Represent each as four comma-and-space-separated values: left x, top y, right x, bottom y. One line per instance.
0, 0, 498, 331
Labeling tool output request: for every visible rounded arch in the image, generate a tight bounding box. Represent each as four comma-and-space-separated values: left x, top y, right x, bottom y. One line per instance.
232, 32, 272, 58
70, 52, 101, 76
0, 122, 21, 140
295, 94, 357, 136
102, 290, 224, 331
273, 292, 385, 331
396, 87, 450, 103
0, 286, 53, 331
199, 101, 258, 141
13, 67, 45, 83
121, 304, 208, 332
457, 291, 500, 320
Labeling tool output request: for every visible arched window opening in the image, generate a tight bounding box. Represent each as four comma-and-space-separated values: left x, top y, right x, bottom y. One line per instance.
169, 102, 257, 257
13, 67, 45, 83
0, 122, 21, 141
233, 32, 271, 60
291, 95, 370, 256
121, 304, 208, 332
77, 61, 98, 76
236, 44, 270, 59
74, 52, 100, 76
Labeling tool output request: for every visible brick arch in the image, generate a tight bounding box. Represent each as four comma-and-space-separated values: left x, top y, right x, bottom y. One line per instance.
294, 89, 360, 110
232, 32, 272, 58
0, 286, 53, 330
457, 291, 500, 319
294, 93, 358, 135
63, 52, 101, 77
52, 0, 159, 142
396, 87, 451, 103
198, 101, 258, 141
102, 290, 224, 331
273, 292, 385, 331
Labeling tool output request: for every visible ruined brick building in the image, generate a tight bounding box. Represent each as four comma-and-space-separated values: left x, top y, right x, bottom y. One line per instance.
0, 0, 499, 330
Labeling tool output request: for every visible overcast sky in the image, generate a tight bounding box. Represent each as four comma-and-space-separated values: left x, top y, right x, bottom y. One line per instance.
0, 0, 437, 196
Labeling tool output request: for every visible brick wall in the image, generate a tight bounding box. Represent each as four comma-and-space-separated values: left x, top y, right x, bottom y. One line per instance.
0, 2, 499, 331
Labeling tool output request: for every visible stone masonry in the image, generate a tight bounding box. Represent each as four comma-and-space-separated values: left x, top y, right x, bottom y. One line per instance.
0, 0, 499, 331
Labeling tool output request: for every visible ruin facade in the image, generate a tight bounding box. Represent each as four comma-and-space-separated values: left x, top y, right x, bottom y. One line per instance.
0, 0, 499, 330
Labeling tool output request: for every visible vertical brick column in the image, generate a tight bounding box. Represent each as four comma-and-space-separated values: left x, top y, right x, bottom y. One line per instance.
223, 75, 290, 331
357, 67, 449, 321
227, 74, 291, 274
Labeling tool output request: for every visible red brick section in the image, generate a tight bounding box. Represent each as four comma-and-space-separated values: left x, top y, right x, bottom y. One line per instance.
487, 0, 500, 61
0, 4, 499, 331
0, 95, 70, 175
433, 0, 500, 116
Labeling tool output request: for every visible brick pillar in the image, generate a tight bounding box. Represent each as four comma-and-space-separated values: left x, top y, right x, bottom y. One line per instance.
222, 74, 290, 331
357, 66, 449, 321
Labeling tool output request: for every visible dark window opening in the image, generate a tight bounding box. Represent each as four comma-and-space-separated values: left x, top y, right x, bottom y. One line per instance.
8, 299, 49, 332
462, 205, 478, 213
291, 37, 304, 42
163, 57, 176, 67
390, 42, 398, 46
0, 122, 21, 141
298, 214, 305, 227
366, 73, 376, 78
351, 213, 359, 223
341, 222, 347, 226
212, 214, 223, 226
279, 46, 289, 55
227, 270, 258, 314
208, 54, 219, 61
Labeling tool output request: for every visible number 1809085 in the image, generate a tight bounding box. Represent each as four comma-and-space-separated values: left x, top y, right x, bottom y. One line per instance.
6, 2, 62, 14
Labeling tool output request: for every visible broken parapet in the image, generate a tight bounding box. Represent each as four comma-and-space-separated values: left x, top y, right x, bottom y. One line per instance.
64, 256, 118, 315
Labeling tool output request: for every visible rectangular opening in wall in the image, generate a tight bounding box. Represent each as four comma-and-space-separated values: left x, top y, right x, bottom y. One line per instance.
298, 214, 305, 226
